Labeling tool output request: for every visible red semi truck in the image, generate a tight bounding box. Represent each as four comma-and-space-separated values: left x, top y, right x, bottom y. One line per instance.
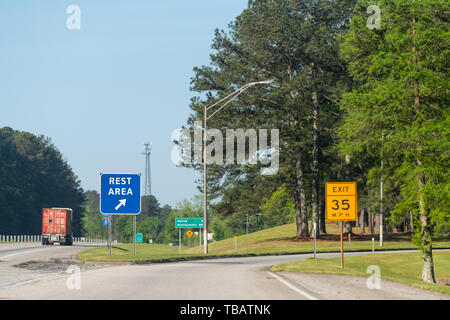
42, 208, 73, 245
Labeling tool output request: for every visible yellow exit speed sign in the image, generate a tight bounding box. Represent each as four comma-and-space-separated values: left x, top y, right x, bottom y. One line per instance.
325, 182, 357, 221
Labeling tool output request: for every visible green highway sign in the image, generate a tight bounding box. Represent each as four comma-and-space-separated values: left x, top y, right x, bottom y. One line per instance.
175, 218, 204, 228
136, 233, 143, 243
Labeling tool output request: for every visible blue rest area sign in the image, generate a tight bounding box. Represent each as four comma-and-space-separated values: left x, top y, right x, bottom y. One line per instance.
100, 173, 141, 215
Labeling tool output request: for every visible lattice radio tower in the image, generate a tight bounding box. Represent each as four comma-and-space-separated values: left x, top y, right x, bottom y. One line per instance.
142, 142, 152, 195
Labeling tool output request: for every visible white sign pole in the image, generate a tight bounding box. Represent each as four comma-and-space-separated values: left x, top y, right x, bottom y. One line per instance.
109, 216, 112, 256
133, 215, 136, 257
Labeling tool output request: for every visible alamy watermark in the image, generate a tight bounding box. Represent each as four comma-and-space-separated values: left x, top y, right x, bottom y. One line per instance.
367, 5, 381, 30
366, 265, 381, 290
171, 121, 279, 175
66, 265, 81, 290
66, 5, 81, 30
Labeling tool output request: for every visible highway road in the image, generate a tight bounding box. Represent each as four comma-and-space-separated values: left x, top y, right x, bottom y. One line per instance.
0, 242, 107, 291
0, 243, 448, 300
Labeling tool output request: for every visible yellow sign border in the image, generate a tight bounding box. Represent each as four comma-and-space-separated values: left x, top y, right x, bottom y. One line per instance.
325, 182, 357, 222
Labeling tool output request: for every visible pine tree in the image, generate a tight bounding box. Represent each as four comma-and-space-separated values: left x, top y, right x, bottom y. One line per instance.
185, 0, 354, 237
339, 0, 449, 282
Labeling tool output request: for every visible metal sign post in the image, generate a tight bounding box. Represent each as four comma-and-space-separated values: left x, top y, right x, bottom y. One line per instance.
234, 236, 237, 254
340, 222, 344, 269
103, 214, 112, 256
109, 217, 112, 256
100, 173, 141, 257
133, 215, 136, 257
175, 218, 204, 253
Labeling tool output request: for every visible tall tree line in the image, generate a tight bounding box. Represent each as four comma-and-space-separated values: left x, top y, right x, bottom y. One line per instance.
81, 192, 172, 243
180, 0, 449, 282
339, 0, 449, 282
0, 127, 84, 235
184, 0, 355, 238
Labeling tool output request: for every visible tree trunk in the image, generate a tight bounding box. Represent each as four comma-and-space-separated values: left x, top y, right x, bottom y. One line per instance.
356, 211, 360, 228
319, 191, 327, 235
409, 211, 414, 232
411, 7, 435, 282
291, 82, 308, 238
359, 208, 365, 234
418, 161, 436, 283
294, 158, 308, 237
368, 210, 374, 234
310, 64, 320, 238
375, 214, 380, 234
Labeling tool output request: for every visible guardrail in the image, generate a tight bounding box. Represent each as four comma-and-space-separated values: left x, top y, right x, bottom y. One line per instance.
0, 235, 41, 243
73, 237, 108, 244
0, 235, 107, 244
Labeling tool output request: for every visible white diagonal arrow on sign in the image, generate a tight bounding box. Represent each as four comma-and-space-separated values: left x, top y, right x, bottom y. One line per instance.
115, 199, 126, 210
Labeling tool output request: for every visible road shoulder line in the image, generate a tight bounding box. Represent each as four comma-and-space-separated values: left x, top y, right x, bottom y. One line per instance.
267, 271, 318, 300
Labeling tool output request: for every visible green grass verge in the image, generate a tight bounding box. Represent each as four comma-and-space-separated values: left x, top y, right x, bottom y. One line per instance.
78, 243, 189, 263
271, 251, 450, 296
77, 223, 450, 264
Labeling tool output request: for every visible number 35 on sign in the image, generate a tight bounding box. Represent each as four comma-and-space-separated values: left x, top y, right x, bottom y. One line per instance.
325, 182, 357, 221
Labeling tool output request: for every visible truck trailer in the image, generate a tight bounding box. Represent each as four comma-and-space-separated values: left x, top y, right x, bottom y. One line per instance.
42, 208, 73, 245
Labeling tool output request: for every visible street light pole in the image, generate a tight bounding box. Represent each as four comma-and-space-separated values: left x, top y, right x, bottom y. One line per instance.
202, 80, 273, 254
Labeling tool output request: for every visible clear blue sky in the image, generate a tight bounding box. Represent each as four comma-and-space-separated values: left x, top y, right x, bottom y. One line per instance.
0, 0, 248, 207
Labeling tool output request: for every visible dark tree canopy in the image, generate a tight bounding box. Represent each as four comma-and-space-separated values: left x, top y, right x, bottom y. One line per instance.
0, 127, 84, 235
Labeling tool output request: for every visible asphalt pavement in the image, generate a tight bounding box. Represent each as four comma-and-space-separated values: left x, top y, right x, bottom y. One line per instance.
0, 242, 106, 291
0, 244, 448, 300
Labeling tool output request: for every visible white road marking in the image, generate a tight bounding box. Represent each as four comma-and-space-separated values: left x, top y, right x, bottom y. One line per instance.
0, 272, 65, 290
0, 248, 51, 260
0, 243, 106, 260
267, 271, 318, 300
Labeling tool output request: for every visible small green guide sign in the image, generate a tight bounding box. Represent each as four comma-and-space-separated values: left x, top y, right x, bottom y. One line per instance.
175, 218, 204, 228
136, 233, 143, 243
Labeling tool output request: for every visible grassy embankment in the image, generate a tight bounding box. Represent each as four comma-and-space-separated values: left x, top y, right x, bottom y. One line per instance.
78, 222, 450, 263
271, 251, 450, 296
